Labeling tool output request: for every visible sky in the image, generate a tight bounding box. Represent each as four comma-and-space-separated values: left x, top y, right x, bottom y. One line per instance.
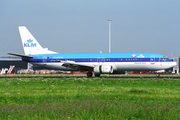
0, 0, 180, 58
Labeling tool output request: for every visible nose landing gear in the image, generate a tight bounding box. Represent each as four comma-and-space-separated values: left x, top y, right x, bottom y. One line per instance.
156, 73, 160, 77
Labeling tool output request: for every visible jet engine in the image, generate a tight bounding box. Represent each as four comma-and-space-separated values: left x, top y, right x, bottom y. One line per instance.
94, 65, 113, 74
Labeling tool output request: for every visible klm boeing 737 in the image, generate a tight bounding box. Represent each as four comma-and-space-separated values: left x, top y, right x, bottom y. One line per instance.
8, 26, 176, 77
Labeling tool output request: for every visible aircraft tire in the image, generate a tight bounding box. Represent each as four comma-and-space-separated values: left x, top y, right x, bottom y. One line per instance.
156, 73, 160, 77
95, 74, 100, 77
87, 71, 93, 77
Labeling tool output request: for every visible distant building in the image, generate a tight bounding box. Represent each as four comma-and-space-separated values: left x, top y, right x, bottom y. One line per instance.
0, 56, 46, 74
0, 56, 27, 73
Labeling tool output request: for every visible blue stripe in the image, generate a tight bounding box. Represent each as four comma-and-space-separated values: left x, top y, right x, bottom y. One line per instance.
22, 58, 174, 63
30, 53, 166, 59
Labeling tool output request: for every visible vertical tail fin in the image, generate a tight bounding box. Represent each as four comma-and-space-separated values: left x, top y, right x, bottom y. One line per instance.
19, 26, 57, 55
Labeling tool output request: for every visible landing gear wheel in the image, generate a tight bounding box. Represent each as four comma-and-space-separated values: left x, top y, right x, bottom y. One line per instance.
95, 74, 100, 77
87, 71, 93, 77
156, 73, 160, 77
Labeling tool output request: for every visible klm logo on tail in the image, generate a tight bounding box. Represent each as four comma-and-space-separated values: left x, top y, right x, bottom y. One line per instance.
24, 39, 37, 47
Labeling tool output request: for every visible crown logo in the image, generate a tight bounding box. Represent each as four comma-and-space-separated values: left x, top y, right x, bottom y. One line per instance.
27, 39, 33, 43
132, 54, 136, 58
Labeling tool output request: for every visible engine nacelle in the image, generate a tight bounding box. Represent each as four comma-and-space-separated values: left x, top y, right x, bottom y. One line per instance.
94, 65, 113, 74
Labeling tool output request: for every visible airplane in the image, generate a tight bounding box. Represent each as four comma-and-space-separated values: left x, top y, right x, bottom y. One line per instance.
8, 26, 177, 77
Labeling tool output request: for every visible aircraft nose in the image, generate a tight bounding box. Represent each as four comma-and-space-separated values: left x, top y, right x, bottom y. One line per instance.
173, 61, 177, 67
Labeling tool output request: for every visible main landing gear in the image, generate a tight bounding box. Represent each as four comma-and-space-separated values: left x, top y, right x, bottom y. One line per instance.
86, 71, 101, 77
87, 71, 93, 77
95, 74, 100, 77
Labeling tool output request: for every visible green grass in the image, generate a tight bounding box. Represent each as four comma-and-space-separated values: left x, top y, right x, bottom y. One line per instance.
0, 76, 180, 119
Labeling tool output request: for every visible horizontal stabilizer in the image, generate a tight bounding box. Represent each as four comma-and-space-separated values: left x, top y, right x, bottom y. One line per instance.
7, 53, 34, 58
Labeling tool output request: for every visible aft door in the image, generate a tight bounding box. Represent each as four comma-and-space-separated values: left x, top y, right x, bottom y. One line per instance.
43, 56, 47, 65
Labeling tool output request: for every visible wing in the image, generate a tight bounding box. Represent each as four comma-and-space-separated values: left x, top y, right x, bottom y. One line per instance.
54, 60, 95, 71
7, 53, 34, 58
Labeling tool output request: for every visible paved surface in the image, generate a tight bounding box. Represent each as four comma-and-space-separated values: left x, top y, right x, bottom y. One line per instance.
0, 76, 180, 79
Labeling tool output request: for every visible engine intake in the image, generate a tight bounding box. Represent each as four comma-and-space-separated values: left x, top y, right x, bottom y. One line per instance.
94, 65, 113, 74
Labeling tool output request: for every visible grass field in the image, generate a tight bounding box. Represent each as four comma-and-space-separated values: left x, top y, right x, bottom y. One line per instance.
0, 75, 180, 119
